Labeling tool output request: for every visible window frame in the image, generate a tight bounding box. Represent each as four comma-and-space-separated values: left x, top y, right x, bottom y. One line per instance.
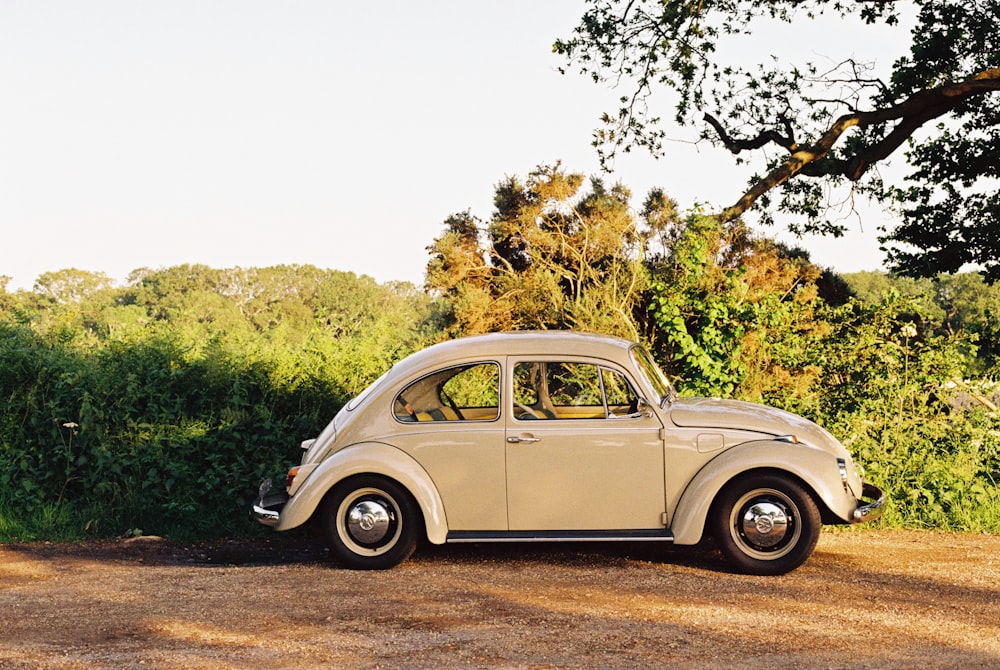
510, 358, 644, 422
392, 361, 502, 424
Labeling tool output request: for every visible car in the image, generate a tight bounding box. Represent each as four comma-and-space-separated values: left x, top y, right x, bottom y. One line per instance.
253, 331, 885, 575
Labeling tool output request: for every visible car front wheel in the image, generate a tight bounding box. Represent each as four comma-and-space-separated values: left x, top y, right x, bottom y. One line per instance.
710, 473, 821, 576
320, 476, 420, 570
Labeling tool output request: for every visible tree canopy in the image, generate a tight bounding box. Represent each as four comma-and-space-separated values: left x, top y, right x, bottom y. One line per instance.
555, 0, 1000, 279
426, 163, 648, 339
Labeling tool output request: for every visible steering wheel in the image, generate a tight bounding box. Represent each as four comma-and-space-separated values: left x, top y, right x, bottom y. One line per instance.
515, 401, 543, 419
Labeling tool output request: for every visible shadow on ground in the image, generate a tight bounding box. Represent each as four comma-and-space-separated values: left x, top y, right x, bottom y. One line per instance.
6, 531, 726, 571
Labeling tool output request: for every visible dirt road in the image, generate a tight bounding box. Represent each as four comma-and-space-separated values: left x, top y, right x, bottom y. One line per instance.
1, 529, 998, 669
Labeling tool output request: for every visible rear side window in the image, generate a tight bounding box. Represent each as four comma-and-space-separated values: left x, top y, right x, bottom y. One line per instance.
394, 362, 500, 422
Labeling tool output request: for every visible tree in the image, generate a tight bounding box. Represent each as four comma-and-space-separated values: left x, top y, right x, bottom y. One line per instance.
426, 164, 648, 338
843, 269, 1000, 373
555, 0, 1000, 278
33, 269, 115, 305
646, 212, 827, 404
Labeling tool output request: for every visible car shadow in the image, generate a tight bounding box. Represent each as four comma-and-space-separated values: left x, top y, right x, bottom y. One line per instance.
3, 531, 726, 572
410, 539, 727, 573
183, 533, 728, 572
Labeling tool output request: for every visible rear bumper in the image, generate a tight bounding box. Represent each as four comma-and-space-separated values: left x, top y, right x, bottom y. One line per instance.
251, 478, 289, 527
851, 482, 886, 523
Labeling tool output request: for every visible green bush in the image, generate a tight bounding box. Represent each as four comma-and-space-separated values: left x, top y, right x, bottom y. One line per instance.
0, 266, 433, 541
809, 292, 1000, 532
0, 323, 344, 540
643, 214, 1000, 533
3, 254, 999, 541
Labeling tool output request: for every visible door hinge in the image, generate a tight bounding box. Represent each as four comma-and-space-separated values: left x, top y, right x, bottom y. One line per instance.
660, 512, 670, 526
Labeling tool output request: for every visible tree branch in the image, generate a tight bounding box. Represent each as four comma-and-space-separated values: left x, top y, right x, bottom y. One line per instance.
720, 68, 1000, 221
704, 112, 798, 152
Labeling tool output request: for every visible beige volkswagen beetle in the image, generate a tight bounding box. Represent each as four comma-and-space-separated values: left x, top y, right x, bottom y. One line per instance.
253, 331, 884, 575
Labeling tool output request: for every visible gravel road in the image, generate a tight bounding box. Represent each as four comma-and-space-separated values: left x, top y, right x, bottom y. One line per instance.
1, 529, 998, 669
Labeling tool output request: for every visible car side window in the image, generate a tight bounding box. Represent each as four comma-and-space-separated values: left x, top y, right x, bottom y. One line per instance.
513, 361, 639, 420
394, 362, 500, 422
602, 368, 638, 416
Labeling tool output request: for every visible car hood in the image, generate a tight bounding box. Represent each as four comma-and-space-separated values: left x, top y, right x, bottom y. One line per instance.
669, 397, 841, 452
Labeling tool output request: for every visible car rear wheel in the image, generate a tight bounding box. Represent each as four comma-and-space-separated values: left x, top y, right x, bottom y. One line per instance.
320, 476, 420, 570
710, 473, 821, 576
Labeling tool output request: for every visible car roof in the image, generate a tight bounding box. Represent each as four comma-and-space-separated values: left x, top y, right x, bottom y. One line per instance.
392, 331, 637, 379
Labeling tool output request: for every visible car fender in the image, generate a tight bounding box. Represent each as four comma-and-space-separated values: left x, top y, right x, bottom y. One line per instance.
275, 441, 449, 544
670, 440, 853, 545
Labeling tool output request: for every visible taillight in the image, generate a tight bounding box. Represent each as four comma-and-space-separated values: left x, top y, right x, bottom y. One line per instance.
285, 466, 300, 491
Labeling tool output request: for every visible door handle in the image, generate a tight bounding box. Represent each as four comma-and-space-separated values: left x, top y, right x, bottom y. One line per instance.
507, 435, 540, 443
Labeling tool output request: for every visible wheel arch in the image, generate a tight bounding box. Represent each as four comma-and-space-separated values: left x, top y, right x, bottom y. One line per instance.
275, 442, 449, 544
705, 466, 828, 526
670, 440, 848, 545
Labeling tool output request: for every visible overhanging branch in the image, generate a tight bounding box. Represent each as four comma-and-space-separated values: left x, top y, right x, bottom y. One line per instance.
704, 113, 798, 152
718, 68, 1000, 222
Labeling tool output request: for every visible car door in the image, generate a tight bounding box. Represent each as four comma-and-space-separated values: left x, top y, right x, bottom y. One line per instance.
504, 358, 667, 531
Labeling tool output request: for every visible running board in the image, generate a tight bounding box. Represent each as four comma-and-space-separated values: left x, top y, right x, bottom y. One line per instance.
446, 529, 675, 543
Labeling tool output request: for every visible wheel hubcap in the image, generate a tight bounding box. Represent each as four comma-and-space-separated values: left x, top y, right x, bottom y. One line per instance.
730, 487, 801, 559
740, 501, 789, 548
346, 497, 395, 546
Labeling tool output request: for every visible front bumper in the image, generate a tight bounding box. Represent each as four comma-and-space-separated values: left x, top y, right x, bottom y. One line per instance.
852, 482, 886, 523
251, 478, 289, 527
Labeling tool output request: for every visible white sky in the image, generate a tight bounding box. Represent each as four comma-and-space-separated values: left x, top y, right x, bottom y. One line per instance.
0, 1, 906, 291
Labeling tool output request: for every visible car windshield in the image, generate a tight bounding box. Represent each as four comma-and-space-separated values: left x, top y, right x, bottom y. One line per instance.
629, 345, 677, 406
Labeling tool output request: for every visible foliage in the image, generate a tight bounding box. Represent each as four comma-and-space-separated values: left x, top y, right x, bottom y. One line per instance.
555, 0, 1000, 278
33, 269, 116, 305
426, 163, 649, 339
424, 163, 1000, 533
3, 164, 1000, 540
814, 291, 1000, 530
843, 270, 1000, 374
646, 212, 826, 405
882, 4, 1000, 279
0, 266, 434, 541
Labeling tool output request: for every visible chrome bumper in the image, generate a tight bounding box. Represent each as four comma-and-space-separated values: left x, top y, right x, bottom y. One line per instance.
851, 482, 886, 523
251, 478, 288, 528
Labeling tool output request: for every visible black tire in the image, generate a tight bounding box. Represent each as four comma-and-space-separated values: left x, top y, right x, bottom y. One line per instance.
710, 473, 821, 576
320, 475, 420, 570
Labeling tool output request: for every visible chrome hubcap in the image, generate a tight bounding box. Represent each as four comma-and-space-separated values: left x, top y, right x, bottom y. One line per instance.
346, 497, 394, 546
740, 501, 789, 548
730, 487, 800, 559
